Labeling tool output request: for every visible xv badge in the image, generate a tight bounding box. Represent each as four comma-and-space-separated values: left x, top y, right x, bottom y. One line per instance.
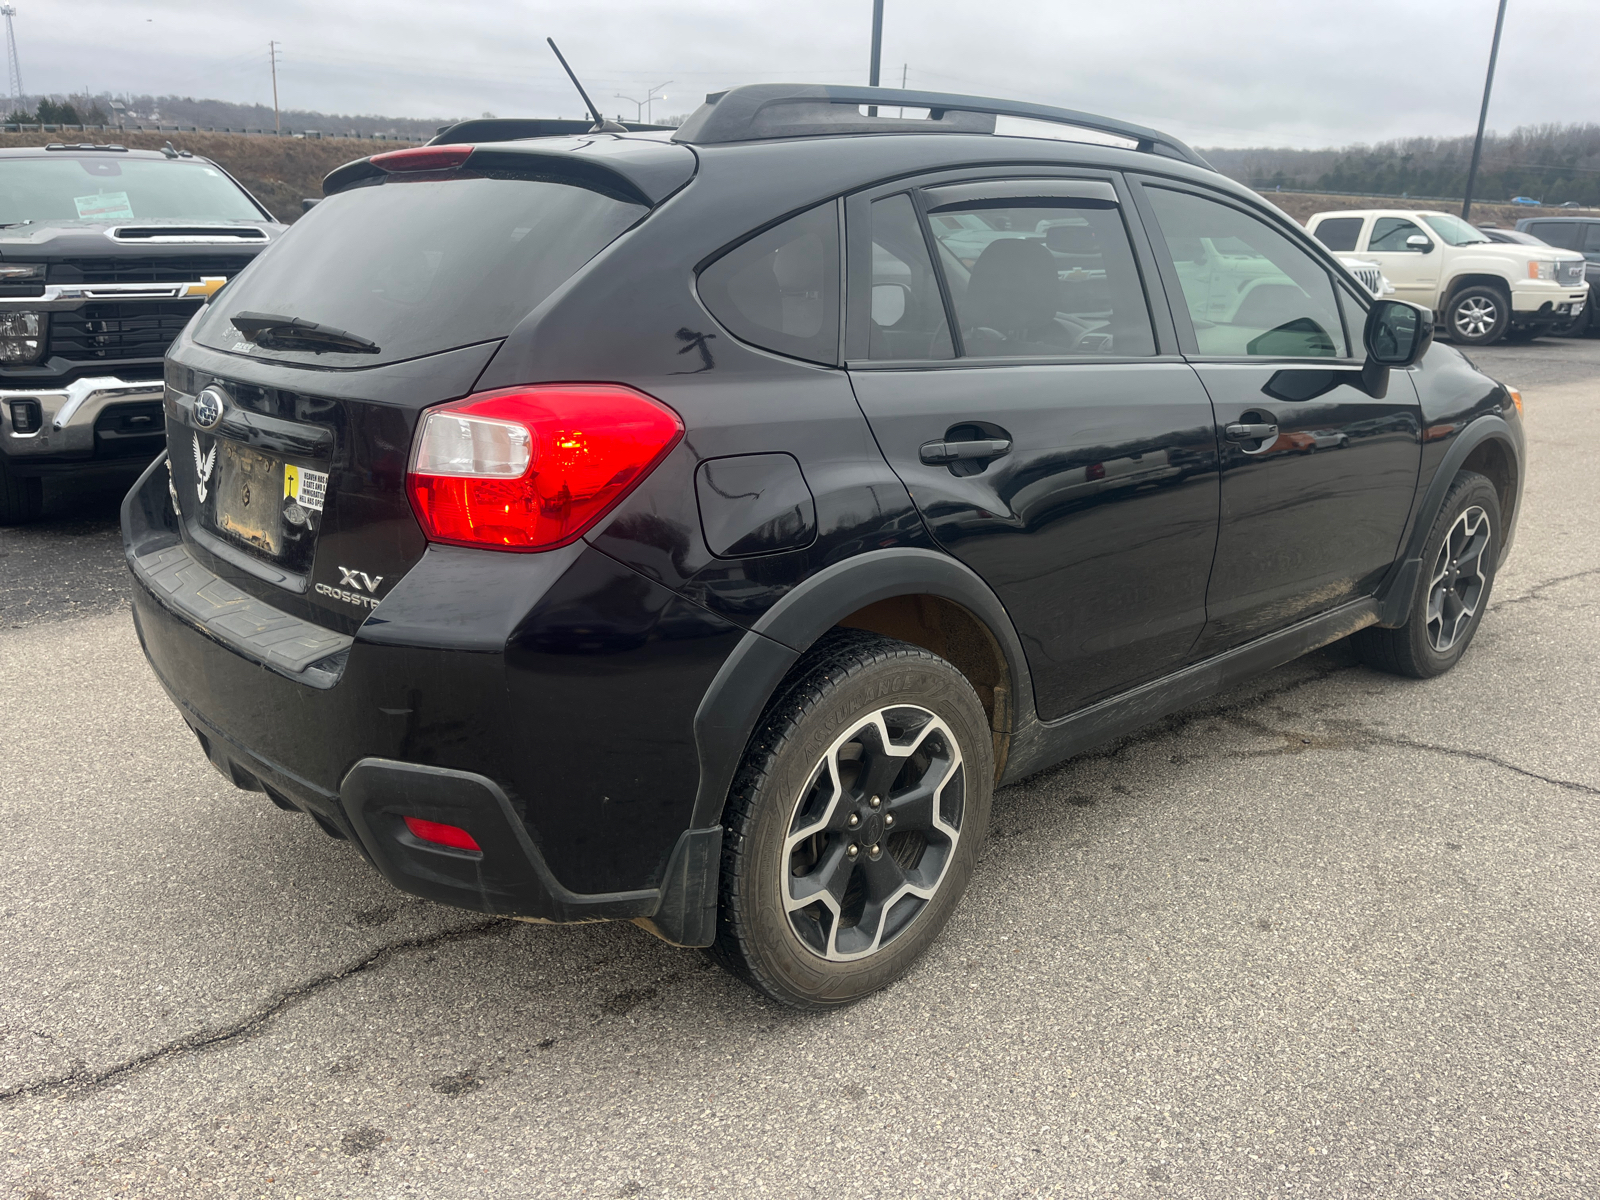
338, 566, 384, 593
191, 434, 217, 504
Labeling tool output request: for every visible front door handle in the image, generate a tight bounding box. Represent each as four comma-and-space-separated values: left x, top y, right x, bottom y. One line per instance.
1224, 422, 1278, 443
919, 437, 1013, 466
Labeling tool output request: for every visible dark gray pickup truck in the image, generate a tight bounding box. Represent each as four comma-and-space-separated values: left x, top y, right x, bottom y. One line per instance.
0, 142, 282, 522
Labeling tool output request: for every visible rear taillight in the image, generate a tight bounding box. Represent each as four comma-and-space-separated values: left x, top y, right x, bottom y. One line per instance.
370, 145, 473, 173
406, 385, 684, 552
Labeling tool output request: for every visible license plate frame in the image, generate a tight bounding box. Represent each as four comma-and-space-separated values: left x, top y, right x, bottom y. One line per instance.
214, 441, 284, 557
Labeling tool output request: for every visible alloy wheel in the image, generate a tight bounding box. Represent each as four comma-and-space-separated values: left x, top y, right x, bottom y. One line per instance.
1426, 506, 1491, 652
782, 705, 964, 961
1453, 295, 1499, 340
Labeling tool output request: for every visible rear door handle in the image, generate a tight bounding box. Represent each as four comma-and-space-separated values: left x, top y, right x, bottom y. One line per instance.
919, 437, 1013, 466
1224, 422, 1278, 443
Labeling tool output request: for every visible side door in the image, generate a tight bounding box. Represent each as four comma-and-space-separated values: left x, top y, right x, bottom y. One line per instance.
1129, 178, 1422, 656
845, 172, 1220, 721
1359, 216, 1441, 307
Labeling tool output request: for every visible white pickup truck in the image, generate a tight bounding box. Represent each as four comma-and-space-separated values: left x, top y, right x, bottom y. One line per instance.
1307, 208, 1588, 345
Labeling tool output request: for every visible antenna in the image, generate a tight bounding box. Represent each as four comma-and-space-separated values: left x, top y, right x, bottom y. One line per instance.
1, 6, 23, 113
546, 38, 626, 133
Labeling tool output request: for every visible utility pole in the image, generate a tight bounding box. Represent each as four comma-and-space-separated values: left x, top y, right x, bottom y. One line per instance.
269, 40, 281, 135
867, 0, 883, 115
901, 63, 907, 89
1461, 0, 1509, 221
1, 6, 24, 115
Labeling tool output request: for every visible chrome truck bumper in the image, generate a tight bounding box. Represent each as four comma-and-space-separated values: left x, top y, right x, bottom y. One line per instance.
0, 375, 164, 459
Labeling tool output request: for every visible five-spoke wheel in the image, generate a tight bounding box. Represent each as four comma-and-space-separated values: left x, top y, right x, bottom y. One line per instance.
1426, 506, 1491, 653
783, 705, 964, 961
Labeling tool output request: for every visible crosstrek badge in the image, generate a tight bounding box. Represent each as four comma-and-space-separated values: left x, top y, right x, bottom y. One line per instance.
283, 464, 328, 512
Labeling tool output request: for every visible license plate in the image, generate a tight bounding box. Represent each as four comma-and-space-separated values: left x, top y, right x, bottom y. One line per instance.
215, 442, 284, 556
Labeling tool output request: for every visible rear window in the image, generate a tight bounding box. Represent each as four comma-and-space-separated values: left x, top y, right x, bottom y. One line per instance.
1526, 221, 1580, 249
193, 176, 646, 366
1312, 217, 1362, 252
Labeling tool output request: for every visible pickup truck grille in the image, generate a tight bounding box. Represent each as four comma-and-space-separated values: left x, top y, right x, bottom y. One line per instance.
50, 255, 256, 285
1558, 260, 1586, 287
48, 300, 202, 360
1346, 264, 1384, 297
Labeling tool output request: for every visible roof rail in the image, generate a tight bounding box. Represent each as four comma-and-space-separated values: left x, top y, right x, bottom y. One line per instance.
671, 84, 1211, 170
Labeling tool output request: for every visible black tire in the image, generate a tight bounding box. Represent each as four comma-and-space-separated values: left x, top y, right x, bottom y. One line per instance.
1443, 284, 1511, 346
0, 456, 43, 524
710, 629, 994, 1010
1354, 471, 1501, 678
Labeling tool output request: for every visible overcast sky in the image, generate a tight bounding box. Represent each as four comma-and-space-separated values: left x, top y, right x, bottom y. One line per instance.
18, 0, 1600, 148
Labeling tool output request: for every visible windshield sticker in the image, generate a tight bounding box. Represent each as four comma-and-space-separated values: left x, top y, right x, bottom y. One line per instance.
74, 191, 135, 220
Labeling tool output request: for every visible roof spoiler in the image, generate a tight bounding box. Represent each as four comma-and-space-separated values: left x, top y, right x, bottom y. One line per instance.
671, 84, 1211, 170
428, 118, 675, 146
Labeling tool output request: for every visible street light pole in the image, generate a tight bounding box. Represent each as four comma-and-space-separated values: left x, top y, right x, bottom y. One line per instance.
1461, 0, 1509, 221
614, 81, 670, 125
867, 0, 883, 116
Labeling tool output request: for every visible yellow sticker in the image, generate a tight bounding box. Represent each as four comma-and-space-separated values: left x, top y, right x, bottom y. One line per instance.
284, 463, 299, 500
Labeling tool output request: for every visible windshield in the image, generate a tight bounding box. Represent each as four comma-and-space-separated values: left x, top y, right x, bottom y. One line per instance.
0, 156, 264, 224
194, 175, 647, 366
1421, 213, 1490, 246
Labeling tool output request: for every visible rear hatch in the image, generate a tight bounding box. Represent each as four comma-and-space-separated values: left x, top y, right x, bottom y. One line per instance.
168, 146, 671, 632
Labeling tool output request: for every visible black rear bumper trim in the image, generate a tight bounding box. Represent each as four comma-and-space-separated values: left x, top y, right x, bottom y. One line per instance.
131, 540, 351, 687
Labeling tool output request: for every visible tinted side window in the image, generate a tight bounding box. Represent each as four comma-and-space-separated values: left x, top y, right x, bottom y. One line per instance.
1528, 221, 1580, 249
1145, 186, 1346, 359
1314, 217, 1363, 252
698, 203, 840, 365
925, 198, 1155, 357
1584, 224, 1600, 252
868, 194, 953, 360
1368, 217, 1428, 252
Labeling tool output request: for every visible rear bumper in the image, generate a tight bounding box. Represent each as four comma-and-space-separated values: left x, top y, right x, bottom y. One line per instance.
122, 453, 742, 942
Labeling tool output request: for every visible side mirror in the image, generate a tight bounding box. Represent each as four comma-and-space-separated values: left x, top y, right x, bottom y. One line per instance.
1405, 233, 1433, 254
871, 283, 910, 327
1360, 300, 1433, 396
1366, 299, 1433, 367
301, 198, 321, 213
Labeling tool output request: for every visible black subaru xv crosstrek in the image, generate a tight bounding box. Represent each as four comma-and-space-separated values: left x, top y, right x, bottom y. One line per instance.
123, 85, 1524, 1009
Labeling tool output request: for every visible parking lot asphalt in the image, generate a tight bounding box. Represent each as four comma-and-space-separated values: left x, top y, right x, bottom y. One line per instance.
1, 340, 1597, 1199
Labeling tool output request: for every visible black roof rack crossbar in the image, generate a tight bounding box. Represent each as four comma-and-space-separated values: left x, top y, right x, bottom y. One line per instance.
672, 84, 1211, 170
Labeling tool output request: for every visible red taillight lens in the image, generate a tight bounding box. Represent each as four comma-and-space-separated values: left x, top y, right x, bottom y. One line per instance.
406, 384, 684, 552
403, 816, 482, 852
370, 145, 473, 173
1085, 461, 1106, 481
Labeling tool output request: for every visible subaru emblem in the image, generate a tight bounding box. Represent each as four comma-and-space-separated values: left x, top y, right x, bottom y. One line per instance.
193, 386, 225, 429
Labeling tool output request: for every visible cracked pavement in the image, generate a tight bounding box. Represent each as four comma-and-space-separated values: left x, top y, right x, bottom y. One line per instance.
1, 340, 1597, 1199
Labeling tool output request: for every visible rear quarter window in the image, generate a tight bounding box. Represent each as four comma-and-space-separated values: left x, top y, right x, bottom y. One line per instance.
193, 175, 646, 366
696, 202, 840, 365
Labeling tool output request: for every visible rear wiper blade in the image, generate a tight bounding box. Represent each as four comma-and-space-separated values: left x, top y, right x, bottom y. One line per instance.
230, 310, 381, 355
0, 220, 34, 229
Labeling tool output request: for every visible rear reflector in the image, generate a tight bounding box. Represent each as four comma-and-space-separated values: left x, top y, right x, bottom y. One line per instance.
403, 815, 482, 852
370, 145, 474, 173
406, 384, 684, 552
